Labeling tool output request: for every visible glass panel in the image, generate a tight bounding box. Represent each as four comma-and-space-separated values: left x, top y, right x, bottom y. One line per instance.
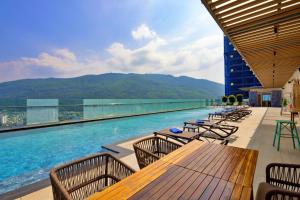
26, 99, 59, 125
0, 98, 217, 130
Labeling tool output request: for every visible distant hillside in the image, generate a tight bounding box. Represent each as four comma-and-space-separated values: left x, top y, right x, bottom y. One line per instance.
0, 73, 224, 99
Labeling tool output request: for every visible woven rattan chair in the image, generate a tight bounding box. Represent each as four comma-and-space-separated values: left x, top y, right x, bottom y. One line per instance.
133, 136, 181, 169
50, 153, 135, 200
256, 163, 300, 200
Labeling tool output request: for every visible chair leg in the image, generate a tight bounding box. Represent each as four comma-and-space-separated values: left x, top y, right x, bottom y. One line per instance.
293, 125, 300, 149
290, 123, 296, 149
273, 123, 278, 147
277, 123, 281, 151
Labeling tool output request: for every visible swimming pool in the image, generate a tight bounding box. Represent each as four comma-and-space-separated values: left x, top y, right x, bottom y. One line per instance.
0, 107, 219, 195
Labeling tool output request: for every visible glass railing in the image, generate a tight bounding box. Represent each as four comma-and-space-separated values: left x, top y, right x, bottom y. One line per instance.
0, 99, 220, 130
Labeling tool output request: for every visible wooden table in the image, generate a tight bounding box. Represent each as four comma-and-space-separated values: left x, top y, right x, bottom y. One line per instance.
88, 140, 258, 200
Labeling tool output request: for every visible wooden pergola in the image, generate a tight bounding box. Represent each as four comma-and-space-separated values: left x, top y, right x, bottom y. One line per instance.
201, 0, 300, 88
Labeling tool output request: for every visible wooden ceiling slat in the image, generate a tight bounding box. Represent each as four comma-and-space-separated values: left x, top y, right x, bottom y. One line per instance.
224, 2, 299, 28
216, 0, 270, 18
202, 0, 300, 88
209, 0, 236, 9
213, 0, 254, 13
220, 1, 284, 24
235, 33, 300, 47
227, 7, 300, 35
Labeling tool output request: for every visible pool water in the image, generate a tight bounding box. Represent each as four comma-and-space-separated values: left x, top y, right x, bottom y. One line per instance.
0, 108, 219, 194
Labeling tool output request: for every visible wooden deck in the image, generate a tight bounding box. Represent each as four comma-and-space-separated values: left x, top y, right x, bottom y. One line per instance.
88, 140, 258, 200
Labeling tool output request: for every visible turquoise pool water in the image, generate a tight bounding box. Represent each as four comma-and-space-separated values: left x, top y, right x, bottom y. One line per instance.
0, 107, 219, 195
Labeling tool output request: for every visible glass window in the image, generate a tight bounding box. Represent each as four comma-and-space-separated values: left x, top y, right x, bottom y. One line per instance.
262, 94, 271, 101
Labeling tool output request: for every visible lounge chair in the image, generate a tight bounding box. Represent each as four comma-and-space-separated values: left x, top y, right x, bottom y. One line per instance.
184, 120, 238, 140
154, 128, 229, 145
154, 128, 204, 144
133, 136, 181, 169
50, 153, 135, 200
209, 107, 251, 122
256, 163, 300, 200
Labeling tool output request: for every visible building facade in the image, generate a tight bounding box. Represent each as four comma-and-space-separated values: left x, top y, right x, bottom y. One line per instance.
224, 36, 261, 98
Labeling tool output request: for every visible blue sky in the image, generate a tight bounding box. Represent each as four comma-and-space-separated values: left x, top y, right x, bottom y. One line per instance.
0, 0, 224, 83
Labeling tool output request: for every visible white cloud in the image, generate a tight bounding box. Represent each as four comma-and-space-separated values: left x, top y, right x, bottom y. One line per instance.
131, 24, 157, 40
0, 24, 224, 83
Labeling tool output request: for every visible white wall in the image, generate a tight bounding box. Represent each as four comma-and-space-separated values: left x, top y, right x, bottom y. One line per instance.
282, 69, 300, 105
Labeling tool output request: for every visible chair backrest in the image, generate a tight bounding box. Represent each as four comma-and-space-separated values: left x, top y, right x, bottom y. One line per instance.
133, 137, 181, 169
50, 153, 135, 200
266, 163, 300, 192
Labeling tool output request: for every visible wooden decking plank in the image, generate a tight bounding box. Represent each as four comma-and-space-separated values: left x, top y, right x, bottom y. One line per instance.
142, 166, 189, 200
219, 182, 234, 200
188, 175, 214, 200
156, 169, 195, 200
214, 148, 243, 179
191, 144, 224, 172
183, 143, 221, 171
174, 142, 212, 167
133, 166, 187, 200
241, 150, 258, 187
128, 165, 183, 200
239, 186, 253, 200
202, 146, 233, 175
229, 150, 252, 184
208, 179, 228, 199
162, 140, 205, 164
230, 184, 243, 200
236, 150, 257, 186
198, 177, 220, 200
221, 149, 248, 181
166, 171, 201, 200
207, 147, 238, 177
178, 173, 207, 200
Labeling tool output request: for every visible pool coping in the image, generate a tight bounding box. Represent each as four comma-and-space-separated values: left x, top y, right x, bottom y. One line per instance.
0, 107, 207, 133
0, 133, 149, 200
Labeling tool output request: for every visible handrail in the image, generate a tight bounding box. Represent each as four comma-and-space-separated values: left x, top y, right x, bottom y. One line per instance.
0, 99, 211, 109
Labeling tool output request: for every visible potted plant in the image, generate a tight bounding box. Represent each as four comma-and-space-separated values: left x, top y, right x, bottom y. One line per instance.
228, 95, 236, 105
222, 96, 228, 106
236, 94, 243, 105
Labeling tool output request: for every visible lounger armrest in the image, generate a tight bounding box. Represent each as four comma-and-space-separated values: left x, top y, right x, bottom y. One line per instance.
266, 163, 300, 191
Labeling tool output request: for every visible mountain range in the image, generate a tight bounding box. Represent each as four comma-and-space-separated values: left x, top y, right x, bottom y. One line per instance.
0, 73, 224, 99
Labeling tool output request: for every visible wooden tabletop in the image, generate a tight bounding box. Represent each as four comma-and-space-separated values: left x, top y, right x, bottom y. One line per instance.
88, 140, 258, 200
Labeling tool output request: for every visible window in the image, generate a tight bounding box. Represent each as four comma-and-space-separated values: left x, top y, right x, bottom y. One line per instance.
262, 94, 271, 101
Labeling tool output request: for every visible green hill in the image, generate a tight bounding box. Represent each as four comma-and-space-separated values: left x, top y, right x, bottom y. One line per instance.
0, 73, 224, 99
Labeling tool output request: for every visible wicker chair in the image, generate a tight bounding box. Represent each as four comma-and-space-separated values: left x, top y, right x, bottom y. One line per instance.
50, 153, 135, 200
133, 136, 181, 169
256, 163, 300, 200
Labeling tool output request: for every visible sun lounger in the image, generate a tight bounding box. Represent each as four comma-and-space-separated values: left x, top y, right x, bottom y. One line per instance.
184, 120, 238, 139
209, 108, 251, 122
154, 128, 228, 145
